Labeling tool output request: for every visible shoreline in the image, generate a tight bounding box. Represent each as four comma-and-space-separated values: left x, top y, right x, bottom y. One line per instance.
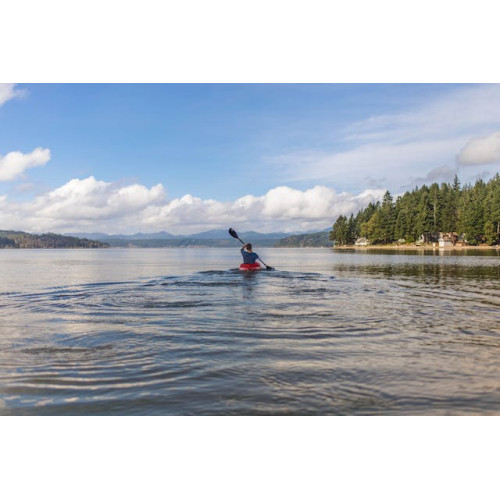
333, 244, 500, 251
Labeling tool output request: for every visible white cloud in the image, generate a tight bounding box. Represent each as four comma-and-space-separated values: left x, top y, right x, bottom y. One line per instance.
457, 131, 500, 165
0, 148, 51, 181
0, 176, 384, 234
0, 83, 27, 106
30, 176, 166, 222
270, 84, 500, 191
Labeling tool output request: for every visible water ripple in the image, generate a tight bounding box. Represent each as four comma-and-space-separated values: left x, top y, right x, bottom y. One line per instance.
1, 257, 499, 415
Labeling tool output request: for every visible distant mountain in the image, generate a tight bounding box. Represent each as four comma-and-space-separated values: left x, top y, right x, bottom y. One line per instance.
121, 231, 176, 240
238, 230, 294, 240
0, 230, 109, 249
189, 229, 293, 240
68, 229, 297, 240
65, 229, 301, 247
79, 237, 284, 248
184, 229, 234, 239
274, 231, 332, 248
1, 228, 333, 249
68, 231, 176, 240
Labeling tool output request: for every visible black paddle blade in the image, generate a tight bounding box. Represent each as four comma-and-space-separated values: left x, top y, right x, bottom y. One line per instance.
228, 228, 239, 239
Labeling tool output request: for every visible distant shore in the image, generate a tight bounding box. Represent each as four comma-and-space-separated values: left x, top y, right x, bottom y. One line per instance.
333, 244, 500, 251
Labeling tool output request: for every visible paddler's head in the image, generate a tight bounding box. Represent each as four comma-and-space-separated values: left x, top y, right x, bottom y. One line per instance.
245, 243, 252, 251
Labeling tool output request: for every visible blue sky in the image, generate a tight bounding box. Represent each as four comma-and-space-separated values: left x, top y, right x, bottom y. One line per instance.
1, 83, 499, 234
0, 83, 462, 198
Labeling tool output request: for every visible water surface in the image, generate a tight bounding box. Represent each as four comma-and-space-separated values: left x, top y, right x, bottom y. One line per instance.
1, 247, 499, 415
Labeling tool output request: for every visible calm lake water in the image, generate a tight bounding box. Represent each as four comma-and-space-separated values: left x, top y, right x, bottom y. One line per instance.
0, 247, 499, 415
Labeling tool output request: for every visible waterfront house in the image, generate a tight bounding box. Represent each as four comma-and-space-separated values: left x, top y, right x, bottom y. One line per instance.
355, 237, 370, 246
417, 232, 440, 245
438, 232, 458, 247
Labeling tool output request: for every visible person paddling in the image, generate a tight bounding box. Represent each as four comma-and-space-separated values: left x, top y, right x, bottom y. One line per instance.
241, 243, 259, 265
228, 228, 274, 270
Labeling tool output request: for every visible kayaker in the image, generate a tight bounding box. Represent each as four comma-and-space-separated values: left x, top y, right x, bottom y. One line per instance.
241, 243, 259, 264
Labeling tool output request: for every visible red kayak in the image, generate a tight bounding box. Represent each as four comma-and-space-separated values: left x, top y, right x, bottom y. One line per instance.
239, 263, 262, 271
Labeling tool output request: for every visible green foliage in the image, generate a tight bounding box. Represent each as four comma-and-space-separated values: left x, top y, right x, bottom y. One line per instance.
0, 236, 17, 248
329, 174, 500, 246
330, 215, 351, 245
275, 231, 332, 247
0, 231, 109, 249
484, 221, 497, 246
378, 191, 395, 243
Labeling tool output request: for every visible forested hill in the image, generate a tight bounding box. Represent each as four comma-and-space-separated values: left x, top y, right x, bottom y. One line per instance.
274, 231, 332, 247
330, 174, 500, 246
0, 231, 109, 249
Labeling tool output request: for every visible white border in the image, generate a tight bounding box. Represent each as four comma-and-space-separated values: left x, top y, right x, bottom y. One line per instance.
2, 416, 499, 499
1, 0, 499, 82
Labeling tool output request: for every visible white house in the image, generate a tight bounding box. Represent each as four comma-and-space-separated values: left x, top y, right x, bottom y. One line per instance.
355, 237, 370, 246
438, 232, 458, 247
439, 237, 453, 247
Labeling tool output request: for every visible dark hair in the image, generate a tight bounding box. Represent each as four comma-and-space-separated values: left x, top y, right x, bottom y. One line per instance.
245, 243, 252, 251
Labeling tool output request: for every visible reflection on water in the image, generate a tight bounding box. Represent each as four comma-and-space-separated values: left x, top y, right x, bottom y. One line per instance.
0, 248, 499, 415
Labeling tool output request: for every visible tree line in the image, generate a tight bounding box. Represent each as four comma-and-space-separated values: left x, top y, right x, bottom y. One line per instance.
330, 174, 500, 246
0, 231, 109, 248
275, 231, 332, 247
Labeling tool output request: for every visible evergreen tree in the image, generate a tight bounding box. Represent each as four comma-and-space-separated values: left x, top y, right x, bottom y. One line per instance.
484, 221, 497, 245
450, 174, 461, 232
491, 174, 500, 242
439, 182, 455, 232
394, 204, 411, 241
330, 216, 350, 245
414, 187, 434, 239
428, 183, 442, 232
329, 174, 499, 246
483, 173, 500, 244
345, 214, 356, 244
378, 191, 395, 243
459, 180, 486, 244
362, 211, 384, 243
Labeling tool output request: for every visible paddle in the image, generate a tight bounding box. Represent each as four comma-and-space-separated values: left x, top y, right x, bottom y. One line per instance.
228, 228, 274, 270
